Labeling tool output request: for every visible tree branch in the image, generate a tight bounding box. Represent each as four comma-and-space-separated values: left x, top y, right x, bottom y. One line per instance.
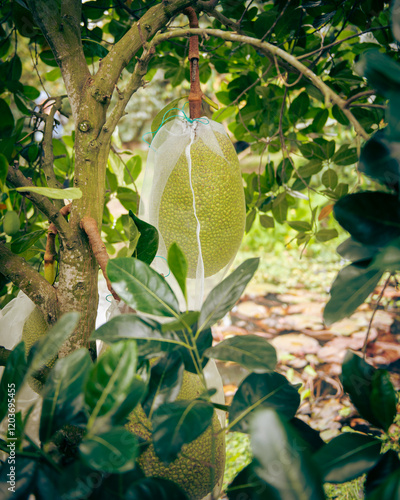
7, 164, 72, 241
150, 28, 370, 140
26, 0, 90, 121
40, 96, 65, 204
0, 242, 58, 324
93, 0, 194, 98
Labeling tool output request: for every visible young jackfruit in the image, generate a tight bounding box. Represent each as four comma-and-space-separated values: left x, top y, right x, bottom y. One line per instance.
158, 132, 245, 278
21, 307, 54, 393
126, 370, 225, 500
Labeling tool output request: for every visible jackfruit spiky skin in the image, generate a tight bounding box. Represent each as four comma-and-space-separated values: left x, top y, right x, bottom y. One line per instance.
158, 132, 245, 278
126, 370, 225, 500
21, 307, 54, 393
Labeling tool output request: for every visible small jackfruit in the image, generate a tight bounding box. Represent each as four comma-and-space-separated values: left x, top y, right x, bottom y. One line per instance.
3, 211, 20, 235
158, 132, 245, 278
21, 307, 54, 393
126, 370, 225, 500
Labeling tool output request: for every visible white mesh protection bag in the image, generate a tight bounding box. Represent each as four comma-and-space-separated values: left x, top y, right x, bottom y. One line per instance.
140, 115, 246, 310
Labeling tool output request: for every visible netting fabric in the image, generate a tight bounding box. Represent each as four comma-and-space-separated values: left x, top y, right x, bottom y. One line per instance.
140, 114, 246, 309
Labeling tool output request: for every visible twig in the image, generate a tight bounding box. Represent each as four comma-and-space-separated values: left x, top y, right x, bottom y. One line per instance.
362, 273, 392, 358
80, 216, 119, 300
297, 25, 391, 61
344, 90, 376, 107
150, 28, 370, 140
40, 96, 66, 199
7, 164, 72, 241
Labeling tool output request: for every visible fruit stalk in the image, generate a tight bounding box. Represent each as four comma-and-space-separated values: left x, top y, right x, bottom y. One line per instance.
184, 7, 202, 119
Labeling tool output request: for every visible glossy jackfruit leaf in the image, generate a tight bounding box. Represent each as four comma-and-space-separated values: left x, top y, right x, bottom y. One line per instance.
313, 432, 381, 482
324, 264, 383, 325
80, 426, 138, 473
0, 342, 28, 423
84, 340, 138, 425
198, 258, 259, 332
229, 372, 300, 433
107, 257, 179, 317
151, 399, 214, 463
16, 186, 82, 199
204, 334, 277, 373
29, 312, 80, 375
250, 409, 325, 500
40, 348, 92, 443
129, 211, 159, 265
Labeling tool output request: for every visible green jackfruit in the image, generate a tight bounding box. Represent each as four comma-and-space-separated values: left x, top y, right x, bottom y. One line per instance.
158, 132, 245, 278
3, 211, 20, 235
126, 370, 225, 500
21, 307, 54, 393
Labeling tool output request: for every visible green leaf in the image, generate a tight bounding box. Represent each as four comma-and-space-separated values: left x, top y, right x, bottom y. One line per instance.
39, 50, 59, 67
342, 351, 397, 431
332, 105, 350, 126
204, 335, 277, 373
107, 257, 179, 317
250, 409, 325, 500
272, 193, 288, 224
142, 351, 184, 417
167, 242, 187, 301
129, 211, 159, 265
44, 68, 62, 82
29, 312, 80, 374
332, 145, 358, 166
22, 85, 40, 100
40, 349, 92, 443
312, 109, 329, 131
85, 340, 139, 426
125, 216, 140, 257
355, 49, 400, 97
125, 478, 189, 499
289, 417, 325, 453
297, 160, 323, 178
0, 153, 7, 185
313, 433, 382, 482
0, 99, 14, 138
289, 92, 310, 121
116, 186, 137, 212
322, 168, 338, 189
286, 220, 312, 232
227, 464, 277, 500
337, 237, 379, 264
359, 131, 400, 186
10, 230, 46, 254
370, 370, 397, 432
151, 399, 214, 463
371, 239, 400, 271
198, 258, 259, 332
151, 96, 189, 134
0, 343, 28, 423
229, 372, 300, 433
259, 214, 274, 228
80, 426, 138, 473
16, 187, 82, 199
366, 468, 400, 500
365, 450, 400, 497
334, 182, 349, 198
324, 265, 383, 325
125, 155, 142, 183
315, 228, 338, 242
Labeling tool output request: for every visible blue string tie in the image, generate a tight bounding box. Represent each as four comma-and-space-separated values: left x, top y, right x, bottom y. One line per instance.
142, 102, 209, 151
